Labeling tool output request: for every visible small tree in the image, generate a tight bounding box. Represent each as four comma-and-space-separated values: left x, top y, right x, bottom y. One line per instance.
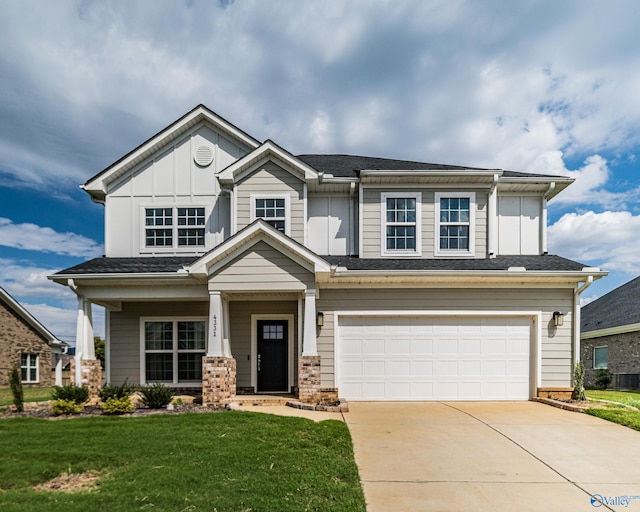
9, 365, 24, 412
572, 361, 585, 400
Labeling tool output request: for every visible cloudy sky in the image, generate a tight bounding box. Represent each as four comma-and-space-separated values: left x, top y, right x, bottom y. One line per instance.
1, 0, 639, 343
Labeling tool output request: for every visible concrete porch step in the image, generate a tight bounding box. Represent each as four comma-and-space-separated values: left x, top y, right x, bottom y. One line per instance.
225, 394, 294, 407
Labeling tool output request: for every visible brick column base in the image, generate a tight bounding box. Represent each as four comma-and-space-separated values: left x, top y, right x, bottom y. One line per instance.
202, 356, 236, 406
298, 355, 322, 404
69, 359, 103, 400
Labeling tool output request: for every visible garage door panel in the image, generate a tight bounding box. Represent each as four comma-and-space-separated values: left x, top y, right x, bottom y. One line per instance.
339, 315, 532, 401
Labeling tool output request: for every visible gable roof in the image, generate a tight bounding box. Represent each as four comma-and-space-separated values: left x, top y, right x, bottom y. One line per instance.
82, 104, 261, 202
0, 286, 65, 348
581, 275, 640, 335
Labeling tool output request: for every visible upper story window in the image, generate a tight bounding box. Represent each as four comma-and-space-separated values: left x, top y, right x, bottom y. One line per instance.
435, 192, 475, 257
381, 192, 422, 256
144, 207, 205, 249
21, 353, 38, 383
251, 194, 290, 235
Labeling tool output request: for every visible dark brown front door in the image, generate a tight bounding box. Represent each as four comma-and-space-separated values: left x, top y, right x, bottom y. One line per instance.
257, 320, 288, 392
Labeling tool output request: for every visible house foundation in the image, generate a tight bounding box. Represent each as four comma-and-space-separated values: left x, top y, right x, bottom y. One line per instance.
297, 355, 338, 404
202, 356, 236, 406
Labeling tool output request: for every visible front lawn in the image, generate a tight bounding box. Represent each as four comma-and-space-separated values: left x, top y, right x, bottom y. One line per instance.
0, 411, 366, 511
0, 386, 54, 407
584, 389, 640, 432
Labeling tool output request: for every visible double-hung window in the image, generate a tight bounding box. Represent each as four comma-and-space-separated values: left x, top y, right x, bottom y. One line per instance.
382, 192, 422, 256
251, 195, 289, 234
593, 346, 608, 369
435, 192, 475, 257
21, 353, 38, 383
143, 319, 206, 385
144, 207, 206, 249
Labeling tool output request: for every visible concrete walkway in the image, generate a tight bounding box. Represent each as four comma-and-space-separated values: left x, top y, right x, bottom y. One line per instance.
345, 401, 640, 512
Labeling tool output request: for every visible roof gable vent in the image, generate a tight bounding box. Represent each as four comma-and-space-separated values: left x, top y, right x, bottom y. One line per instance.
194, 145, 214, 167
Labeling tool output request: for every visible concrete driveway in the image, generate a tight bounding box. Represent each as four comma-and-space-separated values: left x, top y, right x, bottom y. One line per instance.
345, 401, 640, 512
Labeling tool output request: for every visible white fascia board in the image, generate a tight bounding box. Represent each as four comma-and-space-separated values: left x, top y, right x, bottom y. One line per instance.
581, 323, 640, 340
83, 105, 260, 195
188, 220, 331, 276
47, 272, 192, 285
360, 169, 503, 178
218, 141, 319, 184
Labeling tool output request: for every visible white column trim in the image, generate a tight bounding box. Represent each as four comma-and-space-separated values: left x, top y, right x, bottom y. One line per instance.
302, 289, 318, 356
207, 290, 224, 357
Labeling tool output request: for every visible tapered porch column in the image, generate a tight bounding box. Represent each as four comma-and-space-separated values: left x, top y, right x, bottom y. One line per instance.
302, 289, 318, 356
299, 288, 321, 403
74, 296, 101, 399
203, 290, 236, 405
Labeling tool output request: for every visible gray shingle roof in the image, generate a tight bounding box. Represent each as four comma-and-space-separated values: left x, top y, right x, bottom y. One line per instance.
55, 254, 586, 276
581, 276, 640, 332
296, 154, 561, 180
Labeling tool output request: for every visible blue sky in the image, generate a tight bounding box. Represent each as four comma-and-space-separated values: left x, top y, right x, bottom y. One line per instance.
1, 0, 640, 343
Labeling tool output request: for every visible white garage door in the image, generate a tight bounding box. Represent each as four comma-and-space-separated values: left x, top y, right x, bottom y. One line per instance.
338, 315, 531, 401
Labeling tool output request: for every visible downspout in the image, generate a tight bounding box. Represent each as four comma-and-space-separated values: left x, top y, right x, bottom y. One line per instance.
542, 182, 555, 254
349, 182, 356, 256
488, 173, 499, 258
67, 279, 83, 385
573, 274, 594, 365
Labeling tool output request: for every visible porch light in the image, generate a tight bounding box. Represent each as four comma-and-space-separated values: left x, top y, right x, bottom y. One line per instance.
316, 312, 324, 327
552, 311, 564, 327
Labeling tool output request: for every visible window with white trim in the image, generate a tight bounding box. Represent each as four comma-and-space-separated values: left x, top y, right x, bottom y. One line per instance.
144, 207, 206, 248
382, 192, 422, 256
251, 195, 289, 234
435, 192, 475, 256
594, 346, 608, 369
21, 353, 38, 383
143, 319, 206, 384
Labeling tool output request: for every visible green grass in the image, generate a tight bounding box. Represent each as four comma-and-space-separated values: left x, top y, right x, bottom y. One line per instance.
584, 389, 640, 432
0, 387, 55, 407
0, 411, 365, 511
585, 389, 640, 409
585, 408, 640, 432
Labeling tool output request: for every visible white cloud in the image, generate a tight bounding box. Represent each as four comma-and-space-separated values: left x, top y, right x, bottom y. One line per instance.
16, 302, 105, 343
0, 218, 102, 257
548, 211, 640, 274
0, 258, 74, 301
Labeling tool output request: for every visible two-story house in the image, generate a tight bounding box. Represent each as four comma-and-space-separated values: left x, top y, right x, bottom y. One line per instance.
50, 104, 606, 404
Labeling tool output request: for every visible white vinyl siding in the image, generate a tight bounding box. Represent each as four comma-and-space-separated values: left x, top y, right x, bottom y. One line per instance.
307, 196, 350, 255
498, 195, 542, 255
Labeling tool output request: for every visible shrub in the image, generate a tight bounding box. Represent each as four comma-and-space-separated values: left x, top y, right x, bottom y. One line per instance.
99, 380, 135, 401
52, 383, 90, 404
572, 361, 585, 400
595, 369, 612, 389
52, 399, 83, 415
100, 396, 134, 415
139, 383, 174, 409
9, 366, 24, 412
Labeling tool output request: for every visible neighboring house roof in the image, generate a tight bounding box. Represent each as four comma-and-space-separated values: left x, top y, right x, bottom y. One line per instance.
54, 254, 587, 276
0, 286, 66, 350
581, 275, 640, 337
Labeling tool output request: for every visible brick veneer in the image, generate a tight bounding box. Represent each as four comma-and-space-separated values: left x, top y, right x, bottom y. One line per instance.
68, 358, 103, 400
0, 301, 53, 387
202, 356, 236, 406
581, 331, 640, 387
536, 387, 574, 400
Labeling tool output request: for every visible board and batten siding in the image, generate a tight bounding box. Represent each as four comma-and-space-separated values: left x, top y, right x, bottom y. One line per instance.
235, 164, 305, 243
228, 300, 298, 388
209, 241, 315, 291
498, 195, 542, 255
361, 188, 488, 258
316, 287, 575, 390
104, 125, 248, 257
306, 195, 351, 255
108, 302, 208, 385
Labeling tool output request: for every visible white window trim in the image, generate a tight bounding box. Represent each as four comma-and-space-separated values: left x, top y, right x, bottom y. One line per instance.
250, 193, 291, 236
21, 353, 39, 383
139, 316, 207, 387
434, 191, 476, 257
140, 205, 208, 253
381, 192, 422, 257
593, 345, 608, 369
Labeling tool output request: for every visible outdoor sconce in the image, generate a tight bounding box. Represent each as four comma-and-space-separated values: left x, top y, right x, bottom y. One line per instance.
317, 312, 324, 327
553, 311, 564, 327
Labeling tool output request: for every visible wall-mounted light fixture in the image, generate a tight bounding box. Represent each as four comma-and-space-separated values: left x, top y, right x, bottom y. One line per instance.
552, 311, 564, 327
316, 311, 324, 327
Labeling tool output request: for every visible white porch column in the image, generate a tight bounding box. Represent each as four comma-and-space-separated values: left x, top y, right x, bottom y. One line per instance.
207, 290, 225, 357
302, 289, 318, 356
54, 355, 63, 386
75, 296, 95, 384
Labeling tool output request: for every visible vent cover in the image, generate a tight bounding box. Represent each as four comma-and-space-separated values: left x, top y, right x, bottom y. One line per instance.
194, 145, 214, 167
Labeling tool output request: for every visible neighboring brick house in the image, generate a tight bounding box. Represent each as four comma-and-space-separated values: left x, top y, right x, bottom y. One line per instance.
0, 286, 66, 387
581, 276, 640, 389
